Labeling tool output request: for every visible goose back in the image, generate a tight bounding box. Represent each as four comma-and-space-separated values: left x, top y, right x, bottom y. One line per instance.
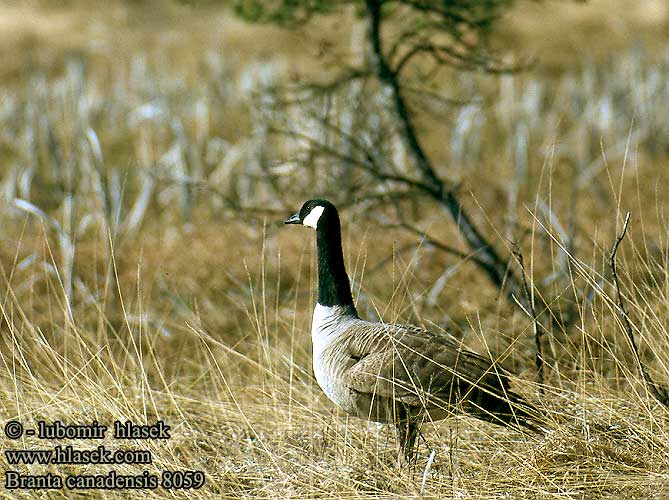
312, 303, 518, 424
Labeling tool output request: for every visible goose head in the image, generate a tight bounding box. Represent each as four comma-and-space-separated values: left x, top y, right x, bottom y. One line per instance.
284, 199, 338, 230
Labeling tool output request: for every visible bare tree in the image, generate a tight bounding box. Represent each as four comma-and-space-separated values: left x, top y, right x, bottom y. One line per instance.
234, 0, 572, 328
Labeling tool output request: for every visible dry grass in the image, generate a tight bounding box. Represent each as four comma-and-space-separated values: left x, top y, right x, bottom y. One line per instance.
1, 1, 669, 499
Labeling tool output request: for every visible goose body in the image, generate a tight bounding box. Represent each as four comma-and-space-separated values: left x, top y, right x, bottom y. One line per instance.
285, 199, 539, 461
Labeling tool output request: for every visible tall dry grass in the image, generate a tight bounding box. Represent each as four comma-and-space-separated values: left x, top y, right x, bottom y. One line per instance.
1, 2, 669, 498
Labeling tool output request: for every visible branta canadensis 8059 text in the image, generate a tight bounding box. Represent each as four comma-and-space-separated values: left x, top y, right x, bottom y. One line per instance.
285, 199, 540, 462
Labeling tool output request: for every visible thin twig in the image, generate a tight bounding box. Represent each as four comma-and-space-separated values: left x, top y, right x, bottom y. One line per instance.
393, 221, 488, 266
609, 212, 668, 406
511, 244, 545, 391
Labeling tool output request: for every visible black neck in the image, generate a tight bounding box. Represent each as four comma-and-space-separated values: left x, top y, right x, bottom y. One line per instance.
316, 216, 357, 313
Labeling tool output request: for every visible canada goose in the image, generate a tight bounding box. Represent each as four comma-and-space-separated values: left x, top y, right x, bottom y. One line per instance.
285, 199, 540, 462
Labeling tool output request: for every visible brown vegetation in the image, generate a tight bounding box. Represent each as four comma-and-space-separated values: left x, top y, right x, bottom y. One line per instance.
1, 1, 668, 498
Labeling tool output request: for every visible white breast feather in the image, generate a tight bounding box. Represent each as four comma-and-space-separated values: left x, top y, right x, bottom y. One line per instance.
311, 304, 357, 407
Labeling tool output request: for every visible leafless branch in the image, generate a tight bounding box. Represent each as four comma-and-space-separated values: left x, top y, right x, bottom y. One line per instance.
394, 40, 481, 75
393, 221, 485, 264
267, 126, 437, 194
364, 242, 421, 276
403, 85, 478, 108
249, 68, 371, 108
364, 0, 530, 313
610, 212, 668, 406
511, 244, 545, 391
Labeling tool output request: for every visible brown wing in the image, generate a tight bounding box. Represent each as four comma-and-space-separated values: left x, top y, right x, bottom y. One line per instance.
344, 322, 513, 414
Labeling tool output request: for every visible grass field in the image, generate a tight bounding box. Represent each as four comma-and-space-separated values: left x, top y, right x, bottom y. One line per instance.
1, 1, 669, 498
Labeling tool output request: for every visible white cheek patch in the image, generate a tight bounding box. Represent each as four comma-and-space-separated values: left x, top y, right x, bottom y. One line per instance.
303, 205, 324, 229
